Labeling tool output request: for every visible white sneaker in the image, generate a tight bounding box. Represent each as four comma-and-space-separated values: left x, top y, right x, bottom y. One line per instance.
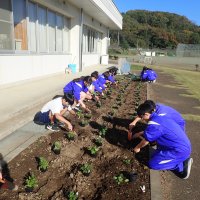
182, 157, 193, 179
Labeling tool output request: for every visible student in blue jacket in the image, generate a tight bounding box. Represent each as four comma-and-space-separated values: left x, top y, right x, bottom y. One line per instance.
91, 72, 105, 96
129, 100, 185, 132
146, 69, 157, 82
92, 71, 106, 91
63, 76, 92, 112
133, 103, 193, 179
140, 66, 148, 81
108, 69, 117, 84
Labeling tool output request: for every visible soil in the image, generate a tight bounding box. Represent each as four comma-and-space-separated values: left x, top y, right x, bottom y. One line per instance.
0, 76, 150, 200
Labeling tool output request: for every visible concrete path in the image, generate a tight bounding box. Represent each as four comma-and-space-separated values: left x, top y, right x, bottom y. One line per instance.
0, 64, 110, 162
149, 70, 200, 199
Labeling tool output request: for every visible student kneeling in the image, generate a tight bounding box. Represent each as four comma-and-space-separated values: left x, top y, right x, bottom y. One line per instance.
34, 95, 74, 132
133, 103, 193, 179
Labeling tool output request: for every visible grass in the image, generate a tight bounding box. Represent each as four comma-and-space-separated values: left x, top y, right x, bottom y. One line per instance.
131, 64, 143, 71
154, 66, 200, 101
182, 114, 200, 122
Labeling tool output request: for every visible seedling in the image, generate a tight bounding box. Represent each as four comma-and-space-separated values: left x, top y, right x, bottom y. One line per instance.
94, 137, 103, 146
24, 173, 38, 191
123, 159, 132, 165
96, 101, 102, 108
79, 119, 89, 127
68, 191, 78, 200
99, 125, 108, 137
112, 105, 118, 109
87, 146, 100, 157
38, 157, 49, 172
113, 173, 129, 185
80, 163, 92, 176
76, 110, 83, 119
52, 141, 61, 154
84, 113, 92, 119
66, 131, 76, 141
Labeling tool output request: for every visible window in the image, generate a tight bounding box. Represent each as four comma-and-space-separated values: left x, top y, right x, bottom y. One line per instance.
0, 0, 13, 50
38, 6, 47, 52
28, 2, 37, 52
63, 17, 70, 52
13, 0, 27, 50
82, 25, 102, 53
56, 14, 63, 52
48, 10, 56, 52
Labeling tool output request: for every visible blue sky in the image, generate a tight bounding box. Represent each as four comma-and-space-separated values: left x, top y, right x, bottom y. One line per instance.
113, 0, 200, 26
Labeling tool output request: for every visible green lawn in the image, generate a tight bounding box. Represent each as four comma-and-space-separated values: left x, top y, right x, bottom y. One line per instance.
131, 64, 143, 71
154, 66, 200, 101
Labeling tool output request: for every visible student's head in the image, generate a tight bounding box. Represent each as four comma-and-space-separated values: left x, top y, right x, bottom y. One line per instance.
109, 68, 115, 75
63, 94, 74, 105
144, 100, 156, 111
103, 71, 109, 79
137, 103, 155, 121
91, 72, 98, 81
142, 66, 148, 71
83, 76, 92, 87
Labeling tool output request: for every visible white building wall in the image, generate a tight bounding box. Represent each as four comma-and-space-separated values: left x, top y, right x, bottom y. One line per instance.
0, 0, 121, 86
0, 54, 71, 85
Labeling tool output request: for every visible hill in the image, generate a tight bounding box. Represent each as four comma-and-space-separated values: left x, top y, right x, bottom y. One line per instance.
110, 10, 200, 49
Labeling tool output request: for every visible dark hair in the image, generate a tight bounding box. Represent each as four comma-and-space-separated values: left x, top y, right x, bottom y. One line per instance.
103, 71, 109, 79
137, 103, 155, 116
63, 93, 74, 105
52, 95, 63, 100
144, 100, 156, 110
73, 76, 85, 82
91, 72, 98, 79
73, 76, 92, 85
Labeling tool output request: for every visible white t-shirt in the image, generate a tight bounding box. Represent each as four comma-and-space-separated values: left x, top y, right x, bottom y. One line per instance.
41, 97, 71, 114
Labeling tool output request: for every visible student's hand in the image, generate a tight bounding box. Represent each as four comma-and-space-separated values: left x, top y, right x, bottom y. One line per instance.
133, 147, 140, 153
129, 123, 136, 131
67, 123, 73, 131
0, 172, 2, 180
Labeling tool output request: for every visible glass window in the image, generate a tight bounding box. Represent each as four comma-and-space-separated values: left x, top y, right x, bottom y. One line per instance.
13, 0, 27, 50
0, 0, 13, 50
63, 17, 70, 52
56, 14, 63, 52
82, 25, 102, 53
48, 10, 56, 52
38, 6, 47, 52
28, 2, 37, 52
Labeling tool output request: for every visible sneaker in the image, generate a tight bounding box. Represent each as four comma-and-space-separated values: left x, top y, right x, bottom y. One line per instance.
46, 124, 60, 132
182, 157, 193, 179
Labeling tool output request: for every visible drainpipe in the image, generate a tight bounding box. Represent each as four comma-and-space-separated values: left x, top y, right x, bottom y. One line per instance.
79, 8, 83, 72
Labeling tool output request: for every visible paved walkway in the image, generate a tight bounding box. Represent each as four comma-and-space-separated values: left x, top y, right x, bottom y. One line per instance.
0, 64, 110, 162
149, 70, 200, 199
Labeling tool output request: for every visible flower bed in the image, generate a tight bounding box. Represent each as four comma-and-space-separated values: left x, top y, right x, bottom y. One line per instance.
0, 75, 150, 200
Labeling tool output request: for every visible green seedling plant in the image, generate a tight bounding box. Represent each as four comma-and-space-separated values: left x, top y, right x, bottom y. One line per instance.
87, 145, 100, 156
25, 173, 38, 190
80, 163, 92, 175
66, 131, 76, 140
114, 173, 129, 185
38, 157, 49, 172
68, 191, 78, 200
80, 119, 89, 126
96, 101, 102, 108
52, 141, 61, 154
99, 125, 108, 137
123, 159, 132, 165
76, 110, 83, 119
95, 136, 103, 146
84, 113, 92, 119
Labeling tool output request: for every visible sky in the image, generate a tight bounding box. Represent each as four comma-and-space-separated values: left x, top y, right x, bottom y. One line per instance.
113, 0, 200, 26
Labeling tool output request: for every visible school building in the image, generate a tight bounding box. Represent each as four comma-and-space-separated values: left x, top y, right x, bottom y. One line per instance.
0, 0, 122, 86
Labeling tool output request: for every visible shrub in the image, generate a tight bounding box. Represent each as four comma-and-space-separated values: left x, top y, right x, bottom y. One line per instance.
80, 163, 92, 175
38, 157, 49, 172
99, 125, 108, 137
114, 173, 129, 185
68, 191, 78, 200
52, 141, 61, 154
25, 173, 38, 190
87, 146, 100, 156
